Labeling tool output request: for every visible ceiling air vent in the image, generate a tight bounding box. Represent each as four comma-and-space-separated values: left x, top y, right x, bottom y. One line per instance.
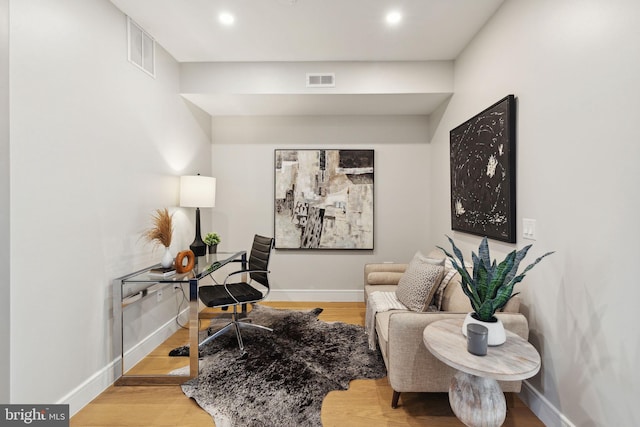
306, 73, 335, 88
127, 17, 155, 78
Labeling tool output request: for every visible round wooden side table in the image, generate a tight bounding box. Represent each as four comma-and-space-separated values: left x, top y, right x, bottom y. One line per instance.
423, 319, 540, 427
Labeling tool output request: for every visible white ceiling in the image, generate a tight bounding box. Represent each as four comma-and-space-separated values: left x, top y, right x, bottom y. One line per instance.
110, 0, 504, 115
110, 0, 503, 62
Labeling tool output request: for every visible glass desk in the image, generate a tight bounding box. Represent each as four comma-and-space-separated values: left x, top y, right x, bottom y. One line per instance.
113, 251, 246, 385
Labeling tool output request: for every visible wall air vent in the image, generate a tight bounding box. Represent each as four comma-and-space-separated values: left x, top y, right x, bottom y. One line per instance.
127, 17, 155, 78
306, 73, 335, 88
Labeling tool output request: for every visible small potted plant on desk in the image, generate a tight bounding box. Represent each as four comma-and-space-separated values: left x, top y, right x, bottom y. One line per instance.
203, 232, 221, 254
438, 236, 553, 345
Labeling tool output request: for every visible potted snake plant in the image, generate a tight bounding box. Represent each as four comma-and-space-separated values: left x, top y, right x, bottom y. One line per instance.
438, 235, 553, 345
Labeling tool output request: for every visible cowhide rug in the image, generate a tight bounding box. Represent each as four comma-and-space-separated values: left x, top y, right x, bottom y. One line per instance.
169, 305, 386, 427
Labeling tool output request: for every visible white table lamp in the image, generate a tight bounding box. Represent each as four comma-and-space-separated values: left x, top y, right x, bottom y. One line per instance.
180, 175, 216, 256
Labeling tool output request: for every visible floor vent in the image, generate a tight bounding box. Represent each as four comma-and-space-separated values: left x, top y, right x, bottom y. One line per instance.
127, 17, 155, 78
306, 73, 335, 88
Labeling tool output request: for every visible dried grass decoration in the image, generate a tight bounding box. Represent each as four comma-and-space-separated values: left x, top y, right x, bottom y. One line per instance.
144, 208, 175, 268
143, 208, 174, 248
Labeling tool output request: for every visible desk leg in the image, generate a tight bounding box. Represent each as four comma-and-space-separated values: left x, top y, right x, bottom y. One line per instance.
189, 277, 199, 378
449, 371, 506, 427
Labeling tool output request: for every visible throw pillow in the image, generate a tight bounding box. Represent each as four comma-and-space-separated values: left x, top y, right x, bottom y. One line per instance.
425, 257, 445, 266
395, 252, 444, 312
433, 268, 458, 310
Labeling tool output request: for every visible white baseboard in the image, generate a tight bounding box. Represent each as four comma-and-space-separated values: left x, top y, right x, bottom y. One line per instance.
60, 309, 188, 417
519, 380, 575, 427
57, 357, 119, 417
267, 289, 364, 302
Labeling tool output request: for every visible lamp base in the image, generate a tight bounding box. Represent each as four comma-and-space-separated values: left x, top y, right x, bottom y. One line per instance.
190, 240, 206, 257
190, 206, 207, 257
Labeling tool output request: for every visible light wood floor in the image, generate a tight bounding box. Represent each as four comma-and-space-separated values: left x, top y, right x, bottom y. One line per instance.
71, 302, 544, 426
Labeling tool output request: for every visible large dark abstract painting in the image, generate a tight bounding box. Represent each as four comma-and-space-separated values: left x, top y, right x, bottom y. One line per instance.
449, 95, 516, 243
274, 149, 374, 249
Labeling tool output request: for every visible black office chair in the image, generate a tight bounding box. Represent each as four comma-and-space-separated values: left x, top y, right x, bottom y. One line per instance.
198, 235, 274, 356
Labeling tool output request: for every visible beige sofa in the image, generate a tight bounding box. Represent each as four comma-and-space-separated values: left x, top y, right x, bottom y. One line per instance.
364, 249, 529, 408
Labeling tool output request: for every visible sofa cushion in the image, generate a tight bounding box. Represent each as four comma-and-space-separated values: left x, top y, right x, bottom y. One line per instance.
502, 295, 521, 313
426, 248, 447, 261
395, 252, 444, 312
436, 274, 520, 313
433, 268, 458, 310
440, 273, 473, 312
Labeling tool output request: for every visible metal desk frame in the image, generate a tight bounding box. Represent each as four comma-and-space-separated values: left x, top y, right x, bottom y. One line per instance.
113, 251, 247, 385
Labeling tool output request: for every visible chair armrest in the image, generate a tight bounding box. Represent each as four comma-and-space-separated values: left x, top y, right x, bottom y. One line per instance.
225, 268, 269, 276
223, 269, 270, 284
216, 269, 271, 303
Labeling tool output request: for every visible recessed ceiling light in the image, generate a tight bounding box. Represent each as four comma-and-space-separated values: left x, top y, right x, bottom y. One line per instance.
218, 12, 235, 26
385, 10, 402, 26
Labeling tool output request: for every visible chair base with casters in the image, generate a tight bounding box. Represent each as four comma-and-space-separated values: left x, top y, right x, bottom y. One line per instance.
198, 235, 274, 356
200, 306, 273, 356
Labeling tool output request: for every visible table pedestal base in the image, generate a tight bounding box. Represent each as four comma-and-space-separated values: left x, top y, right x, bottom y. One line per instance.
449, 371, 506, 427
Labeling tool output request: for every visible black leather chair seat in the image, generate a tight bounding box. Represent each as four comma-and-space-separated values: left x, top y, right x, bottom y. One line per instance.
200, 282, 264, 307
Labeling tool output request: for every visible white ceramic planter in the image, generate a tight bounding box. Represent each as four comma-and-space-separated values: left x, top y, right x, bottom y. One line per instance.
462, 312, 506, 346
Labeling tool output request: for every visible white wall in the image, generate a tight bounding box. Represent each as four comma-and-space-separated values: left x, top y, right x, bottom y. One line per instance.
179, 60, 454, 117
181, 61, 453, 94
9, 0, 211, 411
211, 115, 434, 300
0, 0, 9, 404
429, 1, 640, 426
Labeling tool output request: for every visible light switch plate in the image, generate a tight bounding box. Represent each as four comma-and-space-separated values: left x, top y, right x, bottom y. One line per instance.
523, 218, 536, 240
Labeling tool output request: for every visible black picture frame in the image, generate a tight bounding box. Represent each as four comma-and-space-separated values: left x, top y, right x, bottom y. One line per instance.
274, 149, 374, 250
449, 95, 516, 243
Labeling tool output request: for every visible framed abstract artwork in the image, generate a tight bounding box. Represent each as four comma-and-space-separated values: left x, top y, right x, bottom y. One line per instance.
274, 149, 374, 249
449, 95, 516, 243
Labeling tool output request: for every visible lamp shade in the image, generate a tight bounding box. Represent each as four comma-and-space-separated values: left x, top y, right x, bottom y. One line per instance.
180, 175, 216, 208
